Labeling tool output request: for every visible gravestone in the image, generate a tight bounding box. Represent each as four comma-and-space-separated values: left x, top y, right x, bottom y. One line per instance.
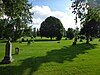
32, 40, 34, 43
27, 40, 31, 46
85, 46, 91, 49
1, 38, 13, 64
65, 37, 67, 40
15, 47, 19, 54
26, 39, 28, 42
57, 41, 60, 43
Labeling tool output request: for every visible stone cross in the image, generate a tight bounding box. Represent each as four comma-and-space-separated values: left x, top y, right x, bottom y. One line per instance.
2, 38, 13, 64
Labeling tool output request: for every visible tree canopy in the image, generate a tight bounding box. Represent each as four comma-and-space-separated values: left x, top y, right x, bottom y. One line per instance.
71, 0, 100, 24
71, 0, 100, 43
80, 8, 100, 37
0, 0, 33, 41
40, 16, 64, 40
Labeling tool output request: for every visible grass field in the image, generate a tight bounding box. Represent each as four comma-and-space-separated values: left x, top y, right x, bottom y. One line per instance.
0, 37, 100, 75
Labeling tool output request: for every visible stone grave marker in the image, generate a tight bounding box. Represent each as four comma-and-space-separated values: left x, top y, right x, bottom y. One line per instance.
27, 40, 31, 46
15, 47, 19, 54
1, 38, 13, 64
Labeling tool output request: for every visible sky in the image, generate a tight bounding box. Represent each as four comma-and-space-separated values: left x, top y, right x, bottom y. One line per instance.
28, 0, 81, 30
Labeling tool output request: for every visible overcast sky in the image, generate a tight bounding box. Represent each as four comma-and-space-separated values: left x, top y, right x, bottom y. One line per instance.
28, 0, 81, 30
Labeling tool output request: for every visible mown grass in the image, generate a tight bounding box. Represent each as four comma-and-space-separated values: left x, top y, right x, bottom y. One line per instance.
0, 38, 100, 75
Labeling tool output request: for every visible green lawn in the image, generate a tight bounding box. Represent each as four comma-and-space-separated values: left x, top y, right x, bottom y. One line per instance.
0, 38, 100, 75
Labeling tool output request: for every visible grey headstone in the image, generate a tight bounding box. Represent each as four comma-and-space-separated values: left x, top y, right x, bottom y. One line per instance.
15, 47, 19, 54
27, 40, 31, 46
1, 38, 13, 64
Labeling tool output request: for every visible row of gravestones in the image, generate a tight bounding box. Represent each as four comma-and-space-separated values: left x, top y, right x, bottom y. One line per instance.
1, 38, 33, 64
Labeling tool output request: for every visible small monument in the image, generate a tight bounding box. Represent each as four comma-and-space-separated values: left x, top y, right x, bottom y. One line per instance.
15, 47, 19, 54
1, 37, 13, 64
65, 37, 67, 40
27, 40, 31, 46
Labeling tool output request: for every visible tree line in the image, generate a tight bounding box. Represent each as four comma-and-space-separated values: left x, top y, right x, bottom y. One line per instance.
0, 0, 100, 43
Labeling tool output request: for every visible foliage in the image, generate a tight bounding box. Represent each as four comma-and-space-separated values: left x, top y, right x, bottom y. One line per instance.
71, 0, 100, 23
71, 0, 100, 43
0, 0, 33, 41
74, 27, 80, 37
32, 28, 37, 38
40, 16, 64, 40
80, 8, 100, 37
0, 19, 6, 38
22, 26, 33, 37
36, 28, 40, 36
66, 28, 74, 39
71, 0, 88, 24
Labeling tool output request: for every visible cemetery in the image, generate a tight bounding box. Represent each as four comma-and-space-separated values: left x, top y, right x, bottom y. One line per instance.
0, 37, 100, 75
0, 0, 100, 75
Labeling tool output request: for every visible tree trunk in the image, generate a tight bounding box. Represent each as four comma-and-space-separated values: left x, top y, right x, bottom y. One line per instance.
12, 25, 15, 42
50, 37, 52, 40
86, 34, 89, 44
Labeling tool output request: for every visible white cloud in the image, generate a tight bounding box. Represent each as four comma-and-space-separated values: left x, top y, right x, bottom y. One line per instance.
30, 5, 80, 30
30, 6, 50, 19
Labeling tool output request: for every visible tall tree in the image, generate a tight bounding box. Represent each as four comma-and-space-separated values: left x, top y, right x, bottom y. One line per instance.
71, 0, 100, 43
80, 8, 100, 43
40, 16, 64, 40
0, 0, 33, 41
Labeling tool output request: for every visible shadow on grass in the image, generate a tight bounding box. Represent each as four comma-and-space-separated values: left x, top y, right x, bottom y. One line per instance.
0, 43, 95, 75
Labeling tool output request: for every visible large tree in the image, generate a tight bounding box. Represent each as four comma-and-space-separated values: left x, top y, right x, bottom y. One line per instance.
0, 0, 33, 41
80, 8, 100, 43
40, 16, 64, 40
71, 0, 100, 43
